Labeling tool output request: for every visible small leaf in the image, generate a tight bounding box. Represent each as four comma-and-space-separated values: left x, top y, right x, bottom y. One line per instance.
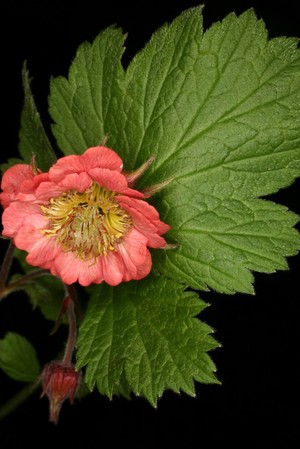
19, 62, 57, 171
0, 332, 40, 382
22, 276, 66, 323
76, 276, 219, 406
13, 249, 65, 322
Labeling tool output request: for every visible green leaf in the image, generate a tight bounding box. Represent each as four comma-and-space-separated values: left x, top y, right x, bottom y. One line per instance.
19, 62, 57, 171
112, 7, 300, 293
154, 196, 300, 293
76, 276, 219, 406
22, 276, 66, 322
13, 249, 65, 322
0, 332, 40, 382
112, 8, 300, 187
49, 26, 126, 155
48, 7, 300, 294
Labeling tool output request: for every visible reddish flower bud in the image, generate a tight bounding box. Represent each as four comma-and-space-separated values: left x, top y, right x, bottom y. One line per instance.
40, 361, 81, 424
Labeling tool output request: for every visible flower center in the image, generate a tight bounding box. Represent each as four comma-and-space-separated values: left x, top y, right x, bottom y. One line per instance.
41, 182, 132, 259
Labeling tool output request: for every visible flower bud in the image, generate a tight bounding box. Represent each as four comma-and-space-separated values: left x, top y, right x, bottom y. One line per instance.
40, 361, 81, 424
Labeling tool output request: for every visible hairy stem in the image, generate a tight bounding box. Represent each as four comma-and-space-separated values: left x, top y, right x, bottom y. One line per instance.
62, 285, 77, 366
0, 382, 39, 421
0, 269, 50, 300
0, 240, 15, 292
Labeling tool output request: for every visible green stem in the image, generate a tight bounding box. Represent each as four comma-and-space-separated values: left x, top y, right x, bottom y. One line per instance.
0, 269, 50, 301
0, 382, 39, 421
0, 240, 15, 292
62, 286, 77, 366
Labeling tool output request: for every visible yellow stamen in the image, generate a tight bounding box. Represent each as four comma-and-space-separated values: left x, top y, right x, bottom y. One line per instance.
41, 182, 132, 259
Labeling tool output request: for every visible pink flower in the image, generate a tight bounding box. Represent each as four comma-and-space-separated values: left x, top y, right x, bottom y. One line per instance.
0, 146, 170, 286
40, 361, 81, 424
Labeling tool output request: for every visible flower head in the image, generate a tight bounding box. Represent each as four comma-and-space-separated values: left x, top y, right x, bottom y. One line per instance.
40, 361, 81, 424
0, 146, 170, 286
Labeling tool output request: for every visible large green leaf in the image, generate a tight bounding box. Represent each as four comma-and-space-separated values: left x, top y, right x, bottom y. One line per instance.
76, 276, 219, 405
114, 8, 300, 190
48, 8, 300, 294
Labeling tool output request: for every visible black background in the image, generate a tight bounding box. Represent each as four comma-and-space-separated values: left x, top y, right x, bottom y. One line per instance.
0, 0, 300, 447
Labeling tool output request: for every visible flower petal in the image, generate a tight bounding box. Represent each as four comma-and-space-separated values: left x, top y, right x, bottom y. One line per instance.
49, 146, 123, 183
52, 252, 83, 284
117, 229, 149, 280
134, 249, 152, 280
88, 168, 128, 192
77, 258, 104, 286
35, 182, 66, 202
14, 225, 59, 266
0, 164, 34, 208
118, 187, 145, 199
0, 164, 33, 192
15, 173, 50, 203
58, 172, 92, 192
118, 200, 168, 248
49, 155, 85, 182
81, 146, 123, 172
0, 191, 16, 209
89, 167, 145, 197
19, 172, 49, 193
100, 251, 125, 286
53, 252, 104, 286
117, 195, 170, 238
2, 202, 46, 237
